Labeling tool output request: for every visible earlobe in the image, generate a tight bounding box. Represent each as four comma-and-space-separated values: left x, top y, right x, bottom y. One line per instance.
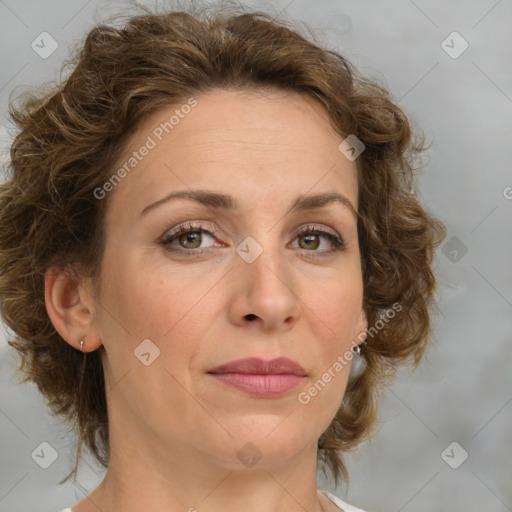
44, 267, 103, 352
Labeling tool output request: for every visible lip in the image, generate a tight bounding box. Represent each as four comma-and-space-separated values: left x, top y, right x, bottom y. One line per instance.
207, 357, 307, 398
208, 357, 307, 376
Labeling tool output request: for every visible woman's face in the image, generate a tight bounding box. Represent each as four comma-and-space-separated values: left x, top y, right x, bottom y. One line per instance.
87, 87, 367, 472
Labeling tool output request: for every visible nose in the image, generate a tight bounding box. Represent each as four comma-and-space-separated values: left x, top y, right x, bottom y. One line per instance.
228, 236, 301, 332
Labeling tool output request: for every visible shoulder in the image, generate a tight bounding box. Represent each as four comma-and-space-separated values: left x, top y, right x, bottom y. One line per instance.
318, 488, 370, 512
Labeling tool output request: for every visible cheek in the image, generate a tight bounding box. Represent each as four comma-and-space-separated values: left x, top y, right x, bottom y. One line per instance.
312, 279, 363, 344
99, 249, 188, 336
97, 263, 201, 418
297, 355, 352, 435
99, 257, 218, 380
298, 281, 361, 406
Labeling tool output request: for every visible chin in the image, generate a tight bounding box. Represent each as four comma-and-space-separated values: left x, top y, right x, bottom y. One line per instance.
205, 420, 315, 470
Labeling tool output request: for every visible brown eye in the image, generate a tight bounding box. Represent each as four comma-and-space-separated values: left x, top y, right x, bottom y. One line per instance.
298, 233, 321, 250
293, 226, 345, 255
175, 230, 203, 249
161, 222, 219, 252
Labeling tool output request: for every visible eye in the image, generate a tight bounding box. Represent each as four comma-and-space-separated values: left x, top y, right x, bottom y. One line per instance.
160, 222, 346, 257
291, 225, 345, 257
160, 222, 220, 254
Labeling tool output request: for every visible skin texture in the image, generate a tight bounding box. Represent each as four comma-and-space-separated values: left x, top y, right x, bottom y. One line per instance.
45, 88, 368, 512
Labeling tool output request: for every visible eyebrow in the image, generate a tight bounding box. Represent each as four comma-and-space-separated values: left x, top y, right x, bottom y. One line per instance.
139, 189, 358, 218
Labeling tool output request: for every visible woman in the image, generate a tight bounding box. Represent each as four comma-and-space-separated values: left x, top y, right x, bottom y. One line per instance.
0, 3, 446, 511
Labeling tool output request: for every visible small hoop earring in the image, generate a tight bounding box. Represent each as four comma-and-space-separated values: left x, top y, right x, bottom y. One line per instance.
353, 345, 361, 356
80, 340, 84, 352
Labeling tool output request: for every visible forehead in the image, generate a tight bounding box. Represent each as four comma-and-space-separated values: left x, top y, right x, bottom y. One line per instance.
106, 88, 359, 220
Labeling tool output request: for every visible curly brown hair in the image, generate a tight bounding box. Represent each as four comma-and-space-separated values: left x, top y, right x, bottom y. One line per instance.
0, 1, 446, 488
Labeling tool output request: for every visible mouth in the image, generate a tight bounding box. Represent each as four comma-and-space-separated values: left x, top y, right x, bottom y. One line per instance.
207, 357, 307, 398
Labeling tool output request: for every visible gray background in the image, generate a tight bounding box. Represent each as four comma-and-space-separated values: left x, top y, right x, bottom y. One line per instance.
1, 1, 511, 511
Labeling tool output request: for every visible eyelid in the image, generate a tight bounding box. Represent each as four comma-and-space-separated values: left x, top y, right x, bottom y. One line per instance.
162, 220, 340, 238
160, 220, 345, 254
295, 224, 339, 238
161, 220, 219, 240
293, 224, 346, 252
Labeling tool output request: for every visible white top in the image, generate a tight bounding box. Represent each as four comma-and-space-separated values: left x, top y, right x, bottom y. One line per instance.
318, 488, 369, 512
58, 488, 368, 512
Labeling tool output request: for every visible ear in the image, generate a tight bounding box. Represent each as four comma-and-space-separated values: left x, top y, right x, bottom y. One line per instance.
44, 267, 103, 353
355, 308, 368, 346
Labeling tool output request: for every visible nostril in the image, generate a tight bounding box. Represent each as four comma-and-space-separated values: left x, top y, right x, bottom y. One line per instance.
245, 314, 257, 321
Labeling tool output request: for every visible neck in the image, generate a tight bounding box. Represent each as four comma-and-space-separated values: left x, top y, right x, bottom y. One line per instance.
77, 423, 327, 512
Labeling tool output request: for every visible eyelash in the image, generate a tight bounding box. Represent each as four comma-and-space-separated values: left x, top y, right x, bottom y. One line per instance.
160, 221, 345, 258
